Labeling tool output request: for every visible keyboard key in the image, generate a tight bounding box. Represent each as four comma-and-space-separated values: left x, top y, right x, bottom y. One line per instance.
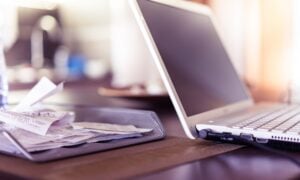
231, 110, 277, 129
286, 122, 300, 135
216, 111, 261, 126
243, 107, 292, 130
257, 108, 300, 131
271, 113, 300, 132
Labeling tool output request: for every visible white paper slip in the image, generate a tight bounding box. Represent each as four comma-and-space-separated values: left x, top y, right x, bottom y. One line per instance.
47, 127, 96, 141
25, 133, 143, 152
1, 122, 150, 152
6, 126, 95, 152
86, 133, 142, 143
13, 77, 63, 112
79, 129, 140, 135
26, 143, 66, 152
22, 111, 75, 127
72, 122, 153, 134
0, 110, 70, 135
8, 128, 61, 145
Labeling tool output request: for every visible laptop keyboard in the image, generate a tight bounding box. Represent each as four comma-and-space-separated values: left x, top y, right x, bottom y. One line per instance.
231, 105, 300, 134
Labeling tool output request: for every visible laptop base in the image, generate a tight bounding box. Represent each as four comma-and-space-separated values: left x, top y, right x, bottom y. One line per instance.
198, 129, 300, 151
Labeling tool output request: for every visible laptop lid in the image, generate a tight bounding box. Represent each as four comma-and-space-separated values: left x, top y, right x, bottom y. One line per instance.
130, 0, 253, 139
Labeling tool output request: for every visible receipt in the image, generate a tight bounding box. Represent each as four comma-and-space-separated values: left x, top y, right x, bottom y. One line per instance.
5, 125, 144, 152
2, 121, 152, 152
13, 77, 63, 112
0, 77, 71, 135
22, 111, 75, 126
72, 122, 153, 134
0, 110, 74, 135
86, 133, 142, 143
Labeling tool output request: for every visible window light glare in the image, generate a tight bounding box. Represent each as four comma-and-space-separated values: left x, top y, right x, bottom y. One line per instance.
40, 15, 57, 31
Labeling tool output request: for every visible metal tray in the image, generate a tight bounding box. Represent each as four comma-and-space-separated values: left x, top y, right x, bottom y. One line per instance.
0, 105, 165, 162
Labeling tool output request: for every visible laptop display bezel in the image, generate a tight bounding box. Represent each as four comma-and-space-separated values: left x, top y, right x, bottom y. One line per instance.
130, 0, 253, 139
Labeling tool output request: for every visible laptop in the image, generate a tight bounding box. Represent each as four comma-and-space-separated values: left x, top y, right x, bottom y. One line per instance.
130, 0, 300, 148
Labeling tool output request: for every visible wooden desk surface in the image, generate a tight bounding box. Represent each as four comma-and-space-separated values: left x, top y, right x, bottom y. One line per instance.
4, 83, 300, 179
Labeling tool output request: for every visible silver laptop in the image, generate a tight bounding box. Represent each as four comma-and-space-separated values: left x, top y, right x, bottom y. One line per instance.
130, 0, 300, 147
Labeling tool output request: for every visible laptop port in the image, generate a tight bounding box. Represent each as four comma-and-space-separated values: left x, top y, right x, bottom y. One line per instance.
198, 129, 210, 138
240, 133, 254, 141
256, 138, 269, 144
220, 132, 234, 141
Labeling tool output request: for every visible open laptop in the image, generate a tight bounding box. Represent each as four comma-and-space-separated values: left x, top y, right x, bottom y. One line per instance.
130, 0, 300, 148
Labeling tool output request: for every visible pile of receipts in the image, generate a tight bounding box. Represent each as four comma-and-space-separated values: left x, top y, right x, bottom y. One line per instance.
0, 77, 152, 152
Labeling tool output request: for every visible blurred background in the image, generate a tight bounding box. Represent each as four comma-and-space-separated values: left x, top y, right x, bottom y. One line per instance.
0, 0, 300, 103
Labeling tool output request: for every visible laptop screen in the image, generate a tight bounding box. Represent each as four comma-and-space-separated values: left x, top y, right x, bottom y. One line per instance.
137, 0, 249, 116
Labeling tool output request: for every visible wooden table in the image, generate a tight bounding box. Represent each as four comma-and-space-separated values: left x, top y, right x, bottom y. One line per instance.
3, 82, 300, 179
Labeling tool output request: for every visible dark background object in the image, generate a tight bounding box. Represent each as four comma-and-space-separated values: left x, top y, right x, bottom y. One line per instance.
5, 7, 62, 67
